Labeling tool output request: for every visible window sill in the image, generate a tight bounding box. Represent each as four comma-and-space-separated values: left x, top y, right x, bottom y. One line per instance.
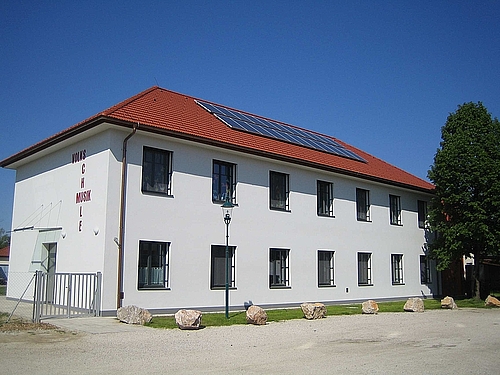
142, 190, 174, 198
390, 223, 403, 227
392, 283, 405, 286
357, 219, 372, 222
270, 207, 291, 213
318, 284, 336, 288
212, 200, 238, 206
210, 287, 237, 290
269, 285, 291, 289
317, 214, 335, 218
358, 284, 373, 287
138, 287, 171, 291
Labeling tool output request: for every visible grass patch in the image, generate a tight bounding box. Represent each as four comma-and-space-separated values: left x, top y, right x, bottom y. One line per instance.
0, 285, 6, 296
146, 298, 495, 329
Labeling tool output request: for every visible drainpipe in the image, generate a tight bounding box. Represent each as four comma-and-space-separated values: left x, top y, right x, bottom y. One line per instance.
117, 123, 138, 310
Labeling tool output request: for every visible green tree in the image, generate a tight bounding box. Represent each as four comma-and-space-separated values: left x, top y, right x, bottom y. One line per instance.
0, 228, 9, 248
428, 102, 500, 299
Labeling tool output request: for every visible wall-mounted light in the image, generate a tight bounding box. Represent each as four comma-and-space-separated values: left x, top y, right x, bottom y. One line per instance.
93, 227, 99, 236
61, 231, 66, 239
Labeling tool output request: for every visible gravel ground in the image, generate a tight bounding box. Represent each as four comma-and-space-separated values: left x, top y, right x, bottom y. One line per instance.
1, 308, 499, 374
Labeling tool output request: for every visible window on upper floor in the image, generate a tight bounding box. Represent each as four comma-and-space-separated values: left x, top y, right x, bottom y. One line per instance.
356, 188, 370, 221
391, 254, 404, 285
318, 250, 335, 287
142, 146, 173, 195
418, 200, 428, 229
212, 160, 236, 204
270, 171, 289, 211
269, 248, 290, 288
358, 252, 372, 286
317, 180, 334, 217
138, 241, 169, 289
210, 245, 236, 289
389, 194, 402, 225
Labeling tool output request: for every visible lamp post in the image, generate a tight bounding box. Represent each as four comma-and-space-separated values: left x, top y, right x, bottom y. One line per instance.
221, 196, 234, 319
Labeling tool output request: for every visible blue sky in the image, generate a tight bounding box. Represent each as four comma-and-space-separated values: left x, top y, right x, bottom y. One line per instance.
1, 1, 499, 230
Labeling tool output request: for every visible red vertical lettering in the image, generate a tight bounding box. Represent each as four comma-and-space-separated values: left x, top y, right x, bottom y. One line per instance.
81, 177, 85, 188
78, 220, 83, 232
79, 206, 83, 217
81, 163, 86, 174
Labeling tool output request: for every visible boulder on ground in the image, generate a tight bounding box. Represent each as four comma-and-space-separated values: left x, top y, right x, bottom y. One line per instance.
174, 309, 203, 330
246, 305, 268, 325
117, 305, 152, 325
404, 297, 425, 312
485, 295, 500, 307
441, 296, 458, 309
362, 300, 379, 314
301, 302, 327, 320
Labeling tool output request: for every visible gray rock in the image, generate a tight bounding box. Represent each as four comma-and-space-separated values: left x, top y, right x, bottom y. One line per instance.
441, 296, 458, 309
117, 305, 152, 325
362, 300, 379, 314
175, 309, 203, 330
246, 305, 268, 325
404, 297, 425, 312
485, 295, 500, 307
301, 302, 327, 320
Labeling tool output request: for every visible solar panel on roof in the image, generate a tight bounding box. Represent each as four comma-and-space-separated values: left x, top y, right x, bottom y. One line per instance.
196, 100, 366, 163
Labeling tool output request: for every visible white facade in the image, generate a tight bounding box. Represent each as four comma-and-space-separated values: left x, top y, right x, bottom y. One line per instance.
5, 123, 437, 315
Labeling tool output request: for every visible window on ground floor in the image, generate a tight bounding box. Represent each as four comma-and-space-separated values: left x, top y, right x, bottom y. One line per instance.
269, 248, 290, 287
318, 250, 335, 287
138, 241, 169, 289
420, 255, 432, 284
358, 252, 372, 285
210, 245, 236, 289
391, 254, 404, 285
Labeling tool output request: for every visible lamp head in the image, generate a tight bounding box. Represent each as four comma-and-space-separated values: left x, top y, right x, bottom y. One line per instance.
221, 196, 234, 224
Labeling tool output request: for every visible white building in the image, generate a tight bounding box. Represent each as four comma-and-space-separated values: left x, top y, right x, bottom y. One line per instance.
0, 87, 437, 316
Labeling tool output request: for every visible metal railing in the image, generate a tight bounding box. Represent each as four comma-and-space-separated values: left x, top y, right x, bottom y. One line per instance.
33, 271, 102, 322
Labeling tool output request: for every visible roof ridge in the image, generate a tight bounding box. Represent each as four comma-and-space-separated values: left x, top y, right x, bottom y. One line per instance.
101, 86, 160, 116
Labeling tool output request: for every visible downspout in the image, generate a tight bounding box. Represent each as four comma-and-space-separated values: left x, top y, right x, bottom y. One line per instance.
117, 123, 138, 310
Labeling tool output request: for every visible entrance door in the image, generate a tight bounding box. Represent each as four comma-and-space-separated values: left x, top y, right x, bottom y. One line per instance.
42, 243, 57, 303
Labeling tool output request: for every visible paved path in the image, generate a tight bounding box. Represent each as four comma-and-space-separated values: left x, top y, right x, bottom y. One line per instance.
1, 308, 499, 374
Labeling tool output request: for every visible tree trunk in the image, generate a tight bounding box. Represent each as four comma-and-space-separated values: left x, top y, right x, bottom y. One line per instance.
473, 263, 481, 300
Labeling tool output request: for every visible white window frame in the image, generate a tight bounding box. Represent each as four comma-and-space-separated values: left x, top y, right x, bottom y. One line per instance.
389, 194, 402, 225
356, 188, 370, 221
138, 241, 169, 289
210, 245, 236, 289
141, 146, 173, 195
317, 181, 334, 217
270, 171, 290, 211
357, 252, 372, 286
269, 248, 290, 288
391, 254, 404, 285
212, 160, 236, 204
318, 250, 335, 287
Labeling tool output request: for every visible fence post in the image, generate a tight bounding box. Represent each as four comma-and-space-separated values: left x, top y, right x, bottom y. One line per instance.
33, 271, 42, 323
67, 273, 72, 318
95, 272, 102, 317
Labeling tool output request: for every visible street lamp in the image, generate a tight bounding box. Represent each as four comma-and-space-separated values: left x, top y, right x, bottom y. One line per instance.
221, 196, 234, 319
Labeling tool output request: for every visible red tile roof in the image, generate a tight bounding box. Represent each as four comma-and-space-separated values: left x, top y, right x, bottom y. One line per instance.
1, 86, 434, 193
0, 245, 9, 258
